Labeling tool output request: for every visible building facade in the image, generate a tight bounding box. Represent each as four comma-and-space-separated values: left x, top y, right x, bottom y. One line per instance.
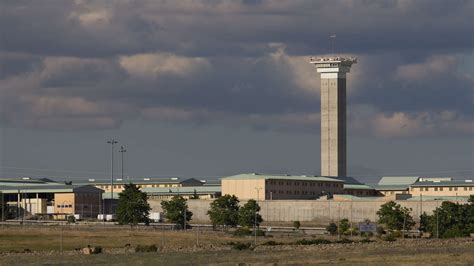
221, 173, 345, 200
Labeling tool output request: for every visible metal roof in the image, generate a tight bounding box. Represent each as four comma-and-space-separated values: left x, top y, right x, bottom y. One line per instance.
373, 184, 410, 191
142, 186, 221, 194
343, 184, 374, 190
102, 186, 221, 199
222, 173, 343, 183
378, 176, 420, 186
411, 180, 474, 187
0, 185, 102, 194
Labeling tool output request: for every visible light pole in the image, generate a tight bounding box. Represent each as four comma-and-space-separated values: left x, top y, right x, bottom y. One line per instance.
119, 146, 127, 181
254, 187, 262, 246
107, 138, 118, 215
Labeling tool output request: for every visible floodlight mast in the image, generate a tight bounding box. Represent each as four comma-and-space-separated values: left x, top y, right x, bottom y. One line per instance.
106, 138, 118, 215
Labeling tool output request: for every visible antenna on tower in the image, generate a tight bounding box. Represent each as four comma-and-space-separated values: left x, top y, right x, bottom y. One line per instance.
329, 34, 336, 55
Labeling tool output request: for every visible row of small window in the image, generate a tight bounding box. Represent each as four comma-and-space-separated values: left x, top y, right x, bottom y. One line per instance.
98, 184, 179, 189
57, 204, 72, 208
267, 190, 318, 196
268, 181, 340, 188
415, 186, 473, 192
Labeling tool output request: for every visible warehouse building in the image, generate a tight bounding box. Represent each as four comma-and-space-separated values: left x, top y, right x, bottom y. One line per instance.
221, 173, 345, 200
0, 178, 103, 219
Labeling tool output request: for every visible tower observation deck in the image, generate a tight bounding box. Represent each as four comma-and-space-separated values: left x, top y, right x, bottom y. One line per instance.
310, 56, 357, 177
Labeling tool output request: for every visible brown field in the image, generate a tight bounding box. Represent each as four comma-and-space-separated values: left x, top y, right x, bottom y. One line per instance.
0, 225, 473, 265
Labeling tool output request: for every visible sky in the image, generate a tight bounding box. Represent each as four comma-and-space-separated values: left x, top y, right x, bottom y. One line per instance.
0, 0, 473, 184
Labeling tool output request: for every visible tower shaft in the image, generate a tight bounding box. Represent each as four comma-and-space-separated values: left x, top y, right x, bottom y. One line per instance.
320, 77, 346, 177
310, 56, 356, 177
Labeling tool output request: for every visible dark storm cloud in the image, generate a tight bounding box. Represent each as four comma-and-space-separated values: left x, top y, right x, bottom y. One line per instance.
0, 0, 472, 137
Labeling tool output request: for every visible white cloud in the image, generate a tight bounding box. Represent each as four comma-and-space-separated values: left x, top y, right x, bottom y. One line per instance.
394, 55, 459, 81
119, 53, 211, 79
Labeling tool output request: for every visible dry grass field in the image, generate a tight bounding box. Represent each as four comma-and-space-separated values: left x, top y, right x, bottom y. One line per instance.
0, 225, 473, 265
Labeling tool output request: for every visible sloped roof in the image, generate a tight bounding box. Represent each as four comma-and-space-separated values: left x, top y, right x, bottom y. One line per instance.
222, 173, 343, 183
378, 176, 420, 186
411, 180, 474, 187
0, 185, 102, 194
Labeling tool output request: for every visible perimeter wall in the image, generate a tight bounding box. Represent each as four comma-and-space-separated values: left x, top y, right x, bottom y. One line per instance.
149, 198, 469, 224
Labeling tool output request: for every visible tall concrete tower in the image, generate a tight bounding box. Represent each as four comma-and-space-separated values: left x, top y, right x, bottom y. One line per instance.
310, 56, 356, 177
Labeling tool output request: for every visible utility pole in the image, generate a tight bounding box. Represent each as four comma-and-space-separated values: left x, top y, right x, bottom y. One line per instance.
119, 146, 127, 181
254, 187, 262, 246
107, 138, 118, 215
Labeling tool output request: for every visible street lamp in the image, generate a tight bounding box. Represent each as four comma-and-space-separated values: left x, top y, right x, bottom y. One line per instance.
254, 187, 262, 245
107, 138, 118, 215
119, 146, 127, 181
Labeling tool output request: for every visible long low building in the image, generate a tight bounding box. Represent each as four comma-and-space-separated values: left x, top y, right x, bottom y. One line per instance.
410, 180, 473, 197
222, 173, 346, 200
0, 180, 103, 219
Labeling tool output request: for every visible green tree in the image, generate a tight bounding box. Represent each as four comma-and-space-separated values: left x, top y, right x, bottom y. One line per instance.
377, 201, 415, 230
420, 199, 473, 238
161, 196, 193, 229
116, 183, 151, 226
238, 199, 263, 227
0, 193, 12, 221
207, 194, 240, 228
339, 218, 350, 234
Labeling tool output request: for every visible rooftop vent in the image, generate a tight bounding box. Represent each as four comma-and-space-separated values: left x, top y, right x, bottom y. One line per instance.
143, 178, 150, 181
88, 179, 95, 182
301, 175, 307, 177
466, 180, 472, 182
116, 178, 123, 181
171, 177, 179, 181
22, 177, 31, 180
251, 173, 258, 175
200, 180, 207, 183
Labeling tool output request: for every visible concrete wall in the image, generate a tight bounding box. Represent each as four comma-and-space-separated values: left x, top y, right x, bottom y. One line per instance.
149, 198, 469, 224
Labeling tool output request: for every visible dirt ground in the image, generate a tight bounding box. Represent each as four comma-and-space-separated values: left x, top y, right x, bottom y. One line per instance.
0, 225, 473, 265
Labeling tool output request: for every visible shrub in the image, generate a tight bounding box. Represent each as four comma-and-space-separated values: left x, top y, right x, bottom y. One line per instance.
135, 244, 158, 253
382, 234, 396, 242
335, 238, 353, 244
360, 238, 374, 243
361, 231, 374, 238
293, 221, 301, 230
230, 242, 253, 250
295, 238, 331, 245
442, 228, 465, 238
376, 226, 385, 236
233, 227, 252, 236
254, 229, 265, 236
391, 230, 402, 238
339, 219, 350, 234
261, 240, 283, 246
91, 246, 102, 254
67, 215, 76, 224
326, 222, 338, 235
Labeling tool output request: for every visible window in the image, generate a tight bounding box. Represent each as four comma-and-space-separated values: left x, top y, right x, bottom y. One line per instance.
454, 187, 458, 191
435, 187, 438, 191
449, 187, 452, 191
469, 187, 472, 191
464, 187, 467, 191
440, 187, 443, 191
